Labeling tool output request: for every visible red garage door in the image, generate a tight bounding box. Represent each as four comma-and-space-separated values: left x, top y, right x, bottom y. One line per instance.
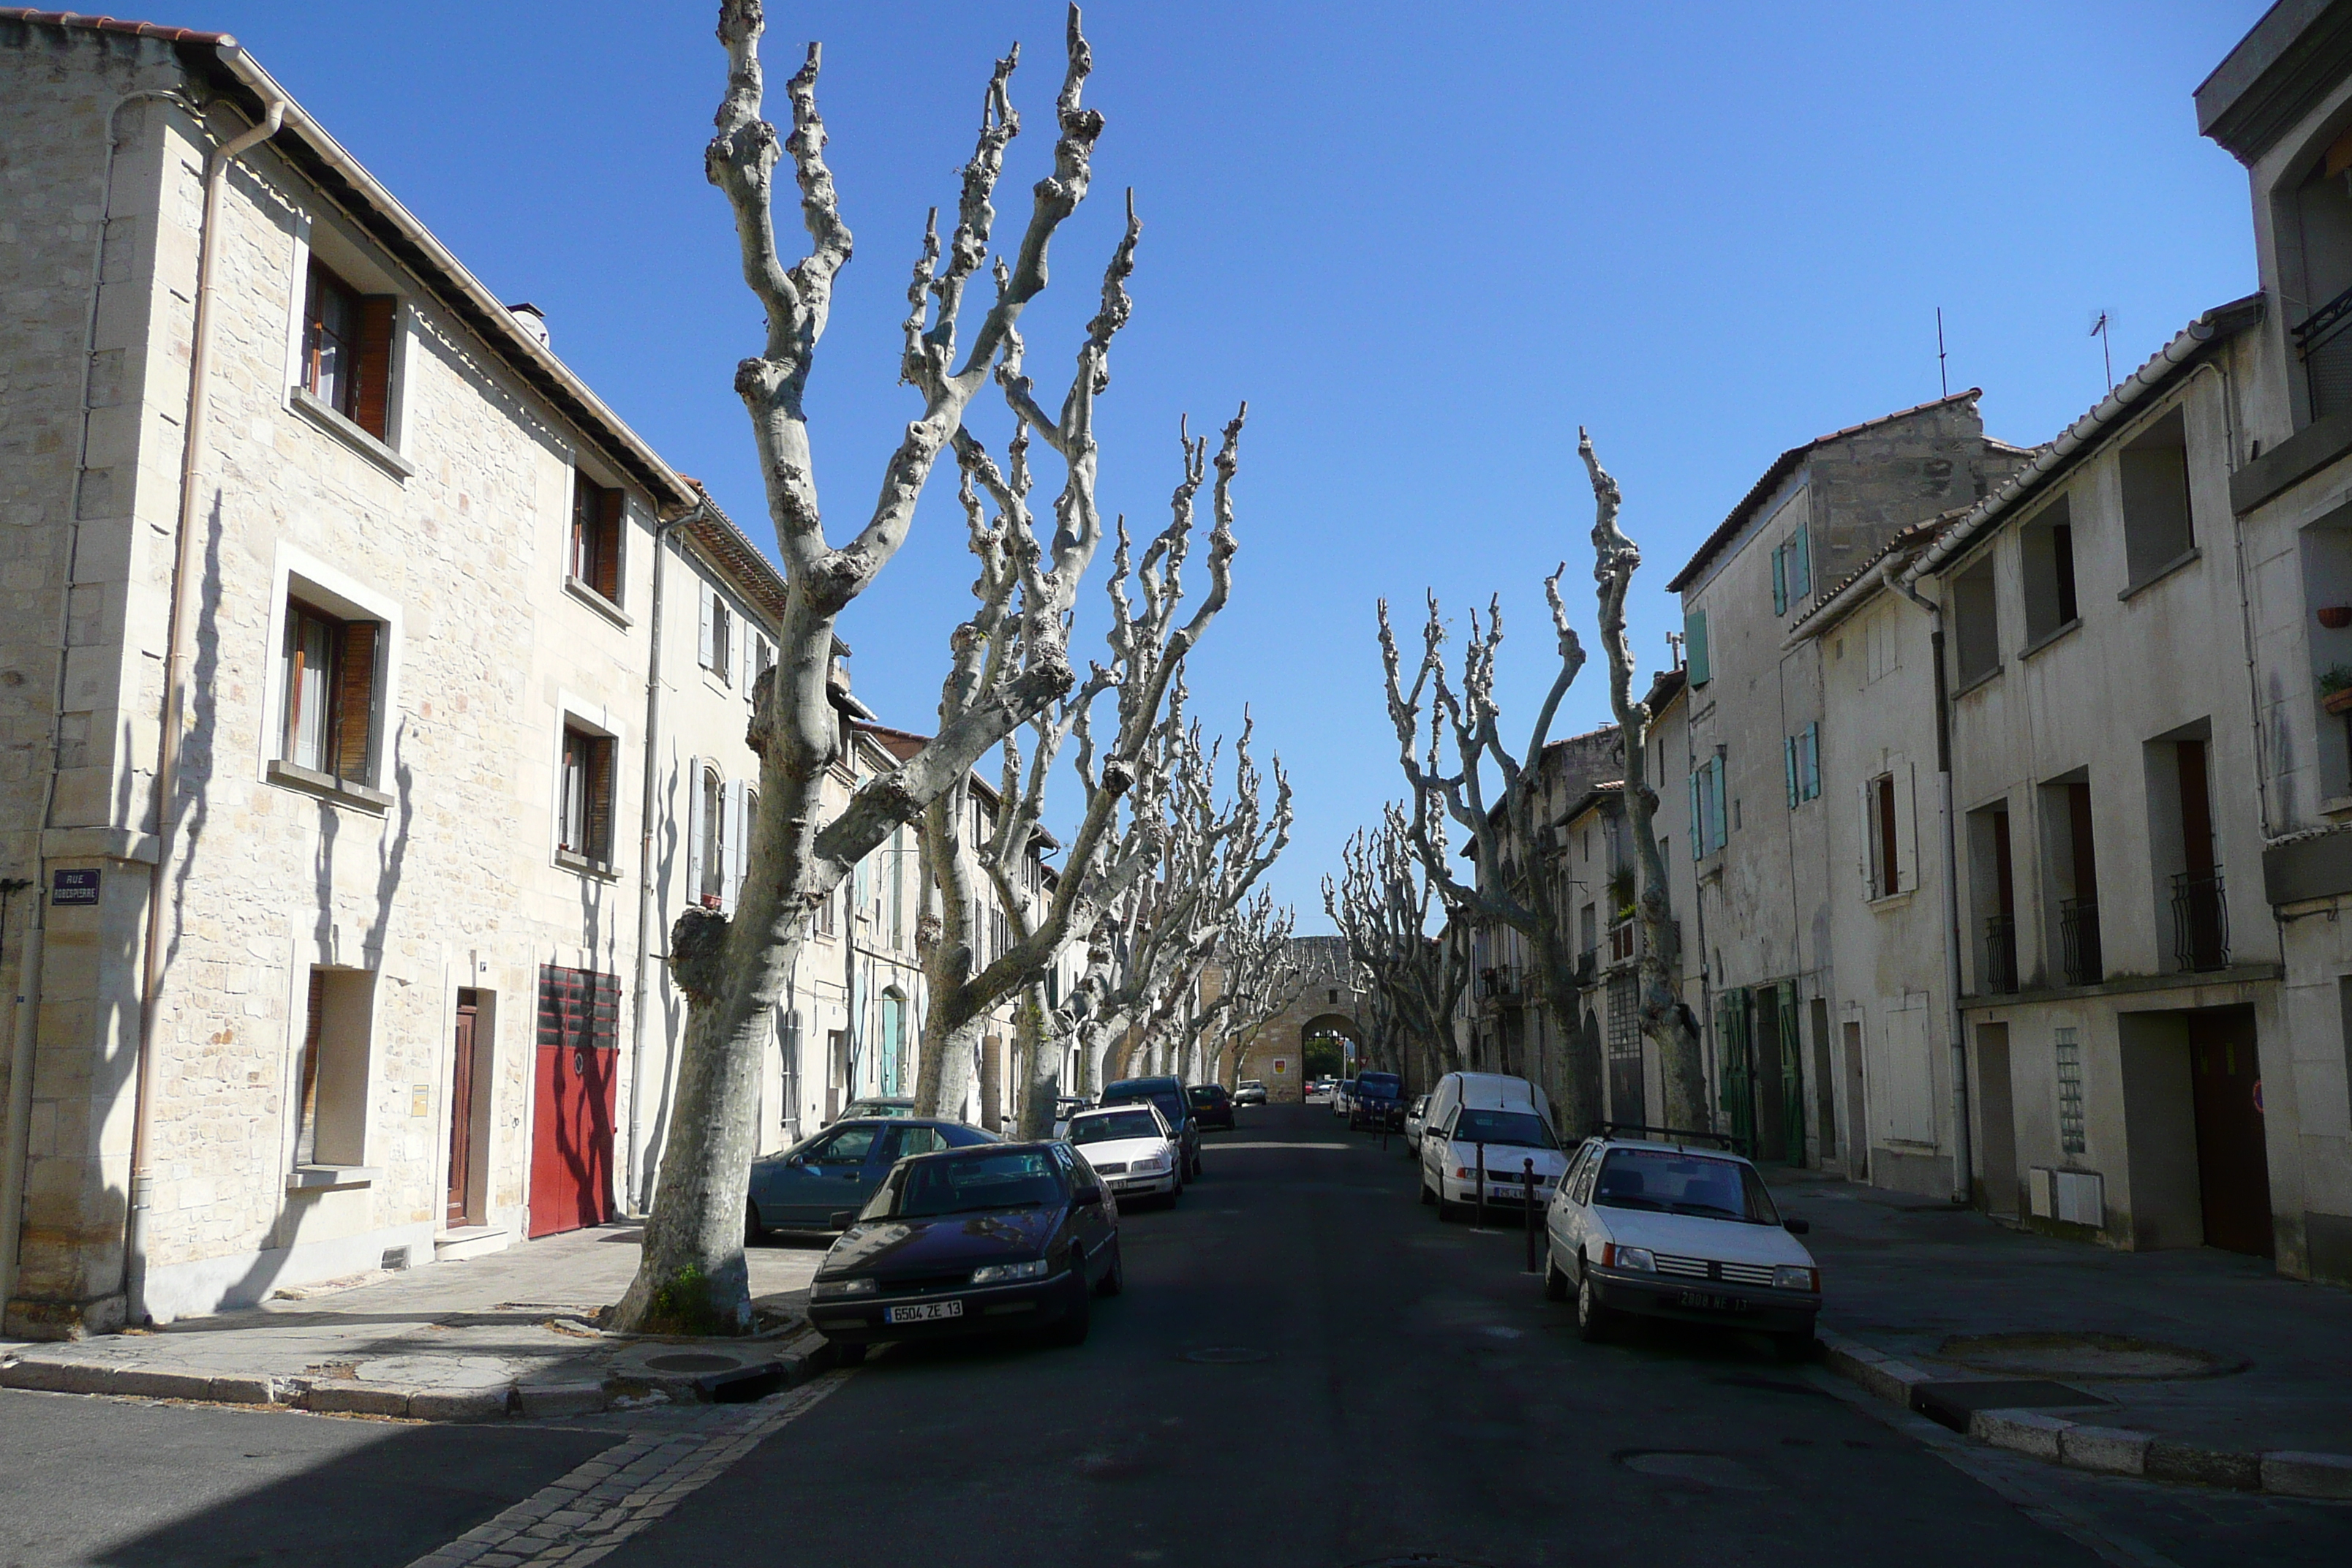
529, 965, 619, 1237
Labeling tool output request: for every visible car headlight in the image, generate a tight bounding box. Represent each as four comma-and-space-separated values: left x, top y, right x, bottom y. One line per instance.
970, 1258, 1049, 1285
810, 1275, 877, 1299
1774, 1264, 1819, 1292
1606, 1244, 1656, 1273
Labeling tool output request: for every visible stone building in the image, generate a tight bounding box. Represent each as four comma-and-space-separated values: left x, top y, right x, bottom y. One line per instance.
1230, 937, 1370, 1102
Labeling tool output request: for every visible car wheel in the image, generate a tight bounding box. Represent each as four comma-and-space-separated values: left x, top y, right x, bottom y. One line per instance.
1046, 1255, 1093, 1346
1419, 1176, 1436, 1207
1096, 1237, 1125, 1298
832, 1341, 869, 1366
744, 1199, 765, 1247
1575, 1270, 1613, 1343
1544, 1246, 1570, 1302
1190, 1152, 1203, 1180
1774, 1327, 1816, 1363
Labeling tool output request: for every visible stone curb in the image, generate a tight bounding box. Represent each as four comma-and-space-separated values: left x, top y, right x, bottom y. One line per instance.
1815, 1327, 2352, 1501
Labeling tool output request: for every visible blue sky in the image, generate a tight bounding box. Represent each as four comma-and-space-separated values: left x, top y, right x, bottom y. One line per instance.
204, 1, 2267, 928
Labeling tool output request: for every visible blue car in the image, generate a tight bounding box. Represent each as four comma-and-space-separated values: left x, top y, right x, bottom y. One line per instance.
1349, 1070, 1406, 1131
746, 1117, 998, 1239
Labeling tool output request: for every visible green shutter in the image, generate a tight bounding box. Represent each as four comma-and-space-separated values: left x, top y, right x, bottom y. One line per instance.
1784, 735, 1799, 810
1793, 523, 1812, 599
1685, 608, 1710, 686
1708, 759, 1728, 851
1689, 771, 1703, 859
1804, 722, 1821, 799
1771, 547, 1788, 616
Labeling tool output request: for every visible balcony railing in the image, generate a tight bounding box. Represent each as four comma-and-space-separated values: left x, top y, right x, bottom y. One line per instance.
2171, 869, 2229, 973
2059, 897, 2102, 987
1478, 965, 1523, 1003
1982, 913, 2019, 995
2296, 282, 2352, 421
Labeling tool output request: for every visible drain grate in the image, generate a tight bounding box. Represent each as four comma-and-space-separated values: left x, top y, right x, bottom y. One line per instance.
1178, 1346, 1268, 1365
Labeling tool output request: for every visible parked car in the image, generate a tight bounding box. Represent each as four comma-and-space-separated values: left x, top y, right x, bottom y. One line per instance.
1542, 1137, 1820, 1360
1098, 1075, 1202, 1179
829, 1096, 916, 1125
1349, 1070, 1405, 1131
1417, 1071, 1570, 1217
1330, 1078, 1355, 1117
1067, 1104, 1183, 1204
1403, 1093, 1431, 1153
746, 1117, 997, 1238
1188, 1082, 1236, 1130
806, 1142, 1123, 1361
1233, 1079, 1268, 1107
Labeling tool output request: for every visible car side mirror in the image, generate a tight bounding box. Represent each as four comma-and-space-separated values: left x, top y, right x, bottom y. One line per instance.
1783, 1218, 1810, 1235
829, 1210, 858, 1229
787, 1153, 806, 1167
1074, 1180, 1103, 1205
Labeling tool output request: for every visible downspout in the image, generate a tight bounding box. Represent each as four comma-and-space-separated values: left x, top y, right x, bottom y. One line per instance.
126, 78, 287, 1324
1883, 559, 1973, 1205
2, 80, 192, 1331
625, 499, 703, 1215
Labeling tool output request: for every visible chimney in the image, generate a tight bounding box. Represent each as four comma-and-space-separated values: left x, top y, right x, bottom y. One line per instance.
507, 301, 549, 347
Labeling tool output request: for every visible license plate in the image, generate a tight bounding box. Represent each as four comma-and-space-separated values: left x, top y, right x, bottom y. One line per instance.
1676, 1290, 1749, 1313
884, 1300, 963, 1324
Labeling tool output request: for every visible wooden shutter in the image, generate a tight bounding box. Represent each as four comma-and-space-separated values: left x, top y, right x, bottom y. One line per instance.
1858, 781, 1877, 892
1771, 547, 1787, 616
1707, 759, 1727, 853
698, 582, 715, 671
687, 759, 708, 903
1894, 761, 1920, 893
1784, 735, 1799, 810
1684, 609, 1709, 685
355, 296, 396, 440
1689, 771, 1703, 860
595, 488, 623, 600
1803, 723, 1820, 799
586, 735, 615, 862
294, 968, 326, 1166
1793, 522, 1812, 599
334, 619, 377, 783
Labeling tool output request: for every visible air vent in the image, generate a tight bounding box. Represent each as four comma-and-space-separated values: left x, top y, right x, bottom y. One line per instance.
380, 1245, 412, 1271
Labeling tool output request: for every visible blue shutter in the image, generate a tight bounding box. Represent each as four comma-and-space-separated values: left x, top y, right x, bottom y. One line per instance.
1803, 722, 1821, 800
1784, 735, 1799, 809
1684, 609, 1711, 686
1708, 759, 1728, 852
1771, 548, 1787, 616
1689, 771, 1703, 860
1793, 524, 1812, 599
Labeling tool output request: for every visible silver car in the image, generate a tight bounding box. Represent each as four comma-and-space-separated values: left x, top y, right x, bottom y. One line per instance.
1403, 1093, 1430, 1153
1233, 1079, 1268, 1107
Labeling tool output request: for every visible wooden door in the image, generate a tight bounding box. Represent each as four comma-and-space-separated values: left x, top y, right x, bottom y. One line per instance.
2187, 1006, 2272, 1256
529, 1034, 617, 1237
447, 991, 478, 1226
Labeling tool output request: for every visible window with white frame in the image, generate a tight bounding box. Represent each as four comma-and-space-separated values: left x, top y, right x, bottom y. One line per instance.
279, 598, 383, 786
690, 763, 726, 908
699, 579, 734, 685
1862, 761, 1919, 900
1687, 754, 1727, 857
559, 724, 617, 865
1784, 722, 1820, 807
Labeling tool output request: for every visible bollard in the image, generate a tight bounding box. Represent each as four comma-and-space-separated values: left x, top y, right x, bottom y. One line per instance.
1523, 1158, 1539, 1273
1475, 1142, 1488, 1231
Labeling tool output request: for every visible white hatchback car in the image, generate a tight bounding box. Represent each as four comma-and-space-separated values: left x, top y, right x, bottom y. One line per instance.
1418, 1073, 1571, 1213
1065, 1104, 1183, 1205
1543, 1137, 1821, 1359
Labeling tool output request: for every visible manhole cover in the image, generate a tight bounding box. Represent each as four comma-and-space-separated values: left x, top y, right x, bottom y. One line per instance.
1937, 1331, 2244, 1381
1618, 1450, 1774, 1491
643, 1352, 745, 1373
1179, 1346, 1268, 1365
1348, 1558, 1491, 1568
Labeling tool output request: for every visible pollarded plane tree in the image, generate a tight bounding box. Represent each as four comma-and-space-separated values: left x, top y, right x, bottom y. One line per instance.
908, 408, 1246, 1128
620, 4, 1139, 1334
1580, 432, 1706, 1134
1324, 801, 1472, 1090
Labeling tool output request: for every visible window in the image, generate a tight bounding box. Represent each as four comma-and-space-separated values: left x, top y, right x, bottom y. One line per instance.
690, 764, 725, 908
888, 826, 907, 949
1684, 608, 1711, 686
280, 599, 382, 785
2019, 497, 2079, 646
1771, 525, 1812, 616
815, 879, 837, 937
301, 260, 394, 439
1950, 556, 2000, 687
1783, 723, 1820, 806
1866, 608, 1901, 684
1687, 755, 1727, 857
1863, 764, 1918, 900
292, 967, 374, 1169
2120, 409, 2194, 587
558, 725, 617, 865
699, 580, 734, 683
750, 633, 775, 694
739, 788, 758, 908
2054, 1027, 2086, 1155
570, 475, 623, 603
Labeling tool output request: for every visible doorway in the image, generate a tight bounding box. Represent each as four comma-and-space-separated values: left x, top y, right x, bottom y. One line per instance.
1810, 998, 1835, 1162
528, 966, 619, 1238
446, 990, 483, 1227
1975, 1022, 2017, 1215
2187, 1006, 2272, 1256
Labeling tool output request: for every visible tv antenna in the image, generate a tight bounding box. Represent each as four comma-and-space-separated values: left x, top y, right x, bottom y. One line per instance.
1936, 307, 1948, 398
2089, 309, 2114, 393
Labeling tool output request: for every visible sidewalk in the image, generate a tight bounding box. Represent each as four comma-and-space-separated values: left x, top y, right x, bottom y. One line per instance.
0, 1224, 832, 1421
1772, 1172, 2352, 1498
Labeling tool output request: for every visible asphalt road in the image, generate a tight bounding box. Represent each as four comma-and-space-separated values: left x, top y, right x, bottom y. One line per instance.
4, 1102, 2346, 1567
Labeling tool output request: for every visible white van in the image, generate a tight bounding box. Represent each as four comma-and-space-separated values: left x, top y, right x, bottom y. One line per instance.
1417, 1071, 1571, 1215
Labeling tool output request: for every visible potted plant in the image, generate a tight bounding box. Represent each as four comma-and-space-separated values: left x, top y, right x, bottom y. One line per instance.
2322, 666, 2352, 715
2321, 606, 2352, 630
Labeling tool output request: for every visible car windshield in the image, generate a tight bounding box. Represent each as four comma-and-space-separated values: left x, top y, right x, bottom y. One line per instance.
1357, 1074, 1401, 1097
1448, 1109, 1558, 1150
888, 1150, 1065, 1218
1105, 1089, 1184, 1126
1070, 1109, 1160, 1145
846, 1101, 914, 1119
1591, 1148, 1780, 1224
